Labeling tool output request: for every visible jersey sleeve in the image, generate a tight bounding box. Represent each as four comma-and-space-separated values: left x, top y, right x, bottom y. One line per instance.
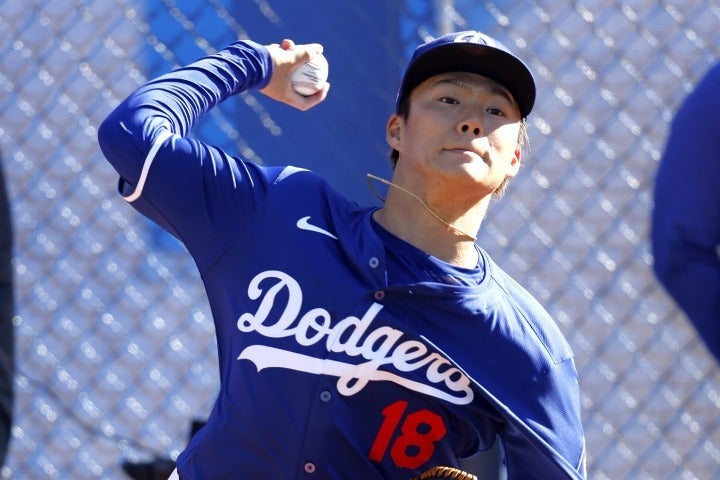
97, 40, 279, 271
500, 357, 586, 480
651, 63, 720, 360
479, 266, 586, 478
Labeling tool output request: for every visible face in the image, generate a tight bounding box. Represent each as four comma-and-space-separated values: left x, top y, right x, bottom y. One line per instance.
387, 72, 523, 199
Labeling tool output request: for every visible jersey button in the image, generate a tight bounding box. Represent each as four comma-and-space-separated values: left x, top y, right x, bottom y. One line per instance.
374, 290, 385, 301
320, 390, 332, 402
368, 257, 379, 268
304, 462, 316, 473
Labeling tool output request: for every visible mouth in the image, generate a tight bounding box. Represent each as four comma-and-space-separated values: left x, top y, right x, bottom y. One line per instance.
446, 146, 477, 154
444, 148, 487, 162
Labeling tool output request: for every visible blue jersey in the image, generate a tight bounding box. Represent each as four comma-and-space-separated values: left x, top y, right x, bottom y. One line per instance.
98, 40, 586, 479
652, 62, 720, 361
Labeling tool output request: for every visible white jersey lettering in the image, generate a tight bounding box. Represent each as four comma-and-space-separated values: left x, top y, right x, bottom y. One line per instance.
237, 270, 473, 405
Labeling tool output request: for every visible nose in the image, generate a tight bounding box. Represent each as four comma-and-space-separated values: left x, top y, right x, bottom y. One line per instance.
458, 105, 484, 136
460, 123, 481, 136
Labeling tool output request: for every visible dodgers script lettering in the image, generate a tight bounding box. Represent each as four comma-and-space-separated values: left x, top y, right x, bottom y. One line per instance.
236, 270, 474, 405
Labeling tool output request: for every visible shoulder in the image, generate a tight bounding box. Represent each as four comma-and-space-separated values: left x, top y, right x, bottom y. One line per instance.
259, 166, 365, 232
266, 165, 349, 204
482, 253, 574, 365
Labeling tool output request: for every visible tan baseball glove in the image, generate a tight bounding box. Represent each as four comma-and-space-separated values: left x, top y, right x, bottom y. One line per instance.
410, 465, 478, 480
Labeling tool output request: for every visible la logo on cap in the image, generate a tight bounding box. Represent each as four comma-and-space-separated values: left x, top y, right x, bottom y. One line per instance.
453, 31, 489, 46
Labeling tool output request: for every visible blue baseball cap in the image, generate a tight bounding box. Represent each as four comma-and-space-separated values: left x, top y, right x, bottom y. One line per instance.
396, 31, 536, 118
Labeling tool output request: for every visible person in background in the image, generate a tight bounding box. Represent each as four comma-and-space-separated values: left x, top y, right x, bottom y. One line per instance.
0, 152, 14, 467
652, 62, 720, 363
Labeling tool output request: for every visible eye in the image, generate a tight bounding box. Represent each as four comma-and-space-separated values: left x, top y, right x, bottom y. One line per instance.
439, 96, 459, 105
486, 107, 505, 117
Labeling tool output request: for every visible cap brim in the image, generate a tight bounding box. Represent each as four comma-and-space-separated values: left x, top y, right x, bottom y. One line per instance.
398, 43, 536, 118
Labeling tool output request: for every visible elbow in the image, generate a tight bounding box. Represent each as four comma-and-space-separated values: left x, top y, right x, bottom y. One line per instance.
97, 110, 119, 158
96, 107, 139, 177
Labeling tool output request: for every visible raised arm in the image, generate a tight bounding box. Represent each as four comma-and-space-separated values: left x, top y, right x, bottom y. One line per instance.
96, 38, 330, 264
98, 39, 328, 181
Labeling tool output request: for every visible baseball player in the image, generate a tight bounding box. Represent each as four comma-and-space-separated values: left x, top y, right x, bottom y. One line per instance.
98, 31, 586, 479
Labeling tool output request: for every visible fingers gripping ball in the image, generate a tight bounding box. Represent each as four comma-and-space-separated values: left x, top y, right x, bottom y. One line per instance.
291, 54, 329, 96
410, 466, 478, 480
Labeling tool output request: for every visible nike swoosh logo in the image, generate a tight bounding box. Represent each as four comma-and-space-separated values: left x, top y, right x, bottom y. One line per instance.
296, 216, 338, 240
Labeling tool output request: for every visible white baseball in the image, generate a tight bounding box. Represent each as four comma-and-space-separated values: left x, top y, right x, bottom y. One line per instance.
291, 54, 329, 96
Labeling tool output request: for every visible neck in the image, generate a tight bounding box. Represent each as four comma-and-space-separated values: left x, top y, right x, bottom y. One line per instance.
370, 175, 490, 268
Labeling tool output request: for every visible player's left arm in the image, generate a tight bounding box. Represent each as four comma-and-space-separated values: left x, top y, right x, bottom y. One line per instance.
500, 357, 587, 479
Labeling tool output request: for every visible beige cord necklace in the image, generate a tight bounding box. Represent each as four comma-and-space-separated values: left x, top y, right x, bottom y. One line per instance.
366, 173, 478, 242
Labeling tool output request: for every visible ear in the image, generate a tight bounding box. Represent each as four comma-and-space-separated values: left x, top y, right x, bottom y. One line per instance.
386, 114, 402, 150
506, 145, 522, 177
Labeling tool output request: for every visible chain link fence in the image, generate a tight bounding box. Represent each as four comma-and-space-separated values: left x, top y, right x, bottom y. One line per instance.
1, 0, 719, 478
